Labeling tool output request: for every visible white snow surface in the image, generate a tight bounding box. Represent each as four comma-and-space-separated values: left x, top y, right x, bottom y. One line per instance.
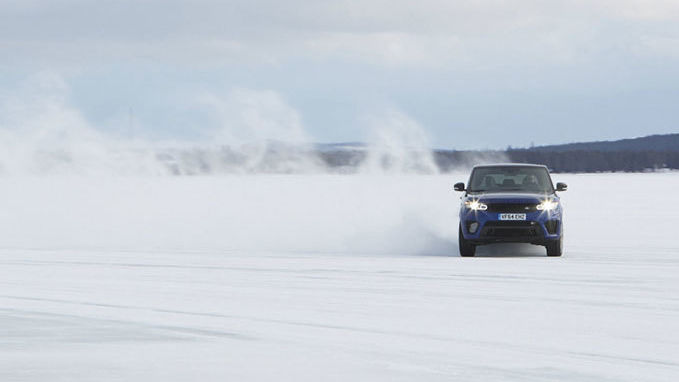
0, 172, 678, 381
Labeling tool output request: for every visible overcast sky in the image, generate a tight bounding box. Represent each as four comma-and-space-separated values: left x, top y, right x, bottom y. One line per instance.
1, 0, 679, 149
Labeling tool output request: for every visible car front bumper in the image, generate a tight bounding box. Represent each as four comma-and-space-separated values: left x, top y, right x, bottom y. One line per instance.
460, 209, 562, 246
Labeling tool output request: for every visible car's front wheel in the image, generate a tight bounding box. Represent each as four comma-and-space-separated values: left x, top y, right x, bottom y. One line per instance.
459, 225, 476, 257
546, 237, 563, 257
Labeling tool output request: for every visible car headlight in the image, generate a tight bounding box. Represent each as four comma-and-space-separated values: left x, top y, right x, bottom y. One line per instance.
537, 199, 559, 211
465, 200, 488, 211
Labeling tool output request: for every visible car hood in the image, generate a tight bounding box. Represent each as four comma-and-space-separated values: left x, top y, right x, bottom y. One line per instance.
468, 193, 554, 203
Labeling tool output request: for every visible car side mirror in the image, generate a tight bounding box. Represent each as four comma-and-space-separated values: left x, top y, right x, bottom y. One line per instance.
454, 182, 465, 192
556, 182, 567, 192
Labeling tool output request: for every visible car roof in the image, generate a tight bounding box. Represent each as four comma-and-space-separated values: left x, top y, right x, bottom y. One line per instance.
472, 163, 548, 169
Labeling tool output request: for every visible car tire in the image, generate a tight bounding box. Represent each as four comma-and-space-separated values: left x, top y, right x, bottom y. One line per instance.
459, 225, 476, 257
546, 237, 563, 257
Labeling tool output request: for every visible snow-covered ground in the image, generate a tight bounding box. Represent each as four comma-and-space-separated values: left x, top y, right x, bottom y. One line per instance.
0, 173, 678, 381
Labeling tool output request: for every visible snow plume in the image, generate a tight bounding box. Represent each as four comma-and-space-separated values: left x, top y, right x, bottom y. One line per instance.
191, 88, 327, 174
360, 109, 440, 174
357, 108, 509, 175
0, 77, 325, 176
0, 74, 462, 176
205, 88, 309, 145
0, 72, 163, 176
0, 75, 459, 256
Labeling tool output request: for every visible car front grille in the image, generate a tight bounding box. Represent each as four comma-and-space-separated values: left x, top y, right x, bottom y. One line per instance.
486, 203, 537, 213
480, 221, 541, 238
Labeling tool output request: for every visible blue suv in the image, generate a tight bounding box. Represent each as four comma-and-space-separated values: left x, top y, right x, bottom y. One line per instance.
454, 164, 567, 257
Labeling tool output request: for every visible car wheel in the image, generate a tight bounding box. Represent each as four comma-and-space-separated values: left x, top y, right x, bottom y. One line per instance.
459, 224, 476, 257
546, 237, 563, 257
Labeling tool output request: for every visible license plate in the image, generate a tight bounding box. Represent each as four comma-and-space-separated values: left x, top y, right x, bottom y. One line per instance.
499, 213, 526, 221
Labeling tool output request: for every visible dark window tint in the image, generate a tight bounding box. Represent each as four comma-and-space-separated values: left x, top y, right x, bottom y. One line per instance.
468, 166, 554, 193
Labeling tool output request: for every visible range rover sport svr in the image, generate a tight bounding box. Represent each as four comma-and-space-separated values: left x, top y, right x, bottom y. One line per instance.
454, 164, 567, 257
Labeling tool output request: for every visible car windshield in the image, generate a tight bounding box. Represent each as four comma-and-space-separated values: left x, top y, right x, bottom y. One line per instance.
468, 166, 554, 193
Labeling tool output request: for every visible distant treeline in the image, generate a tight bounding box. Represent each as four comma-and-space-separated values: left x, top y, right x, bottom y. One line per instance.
432, 149, 679, 173
317, 133, 679, 173
145, 134, 679, 174
430, 133, 679, 173
505, 133, 679, 172
319, 148, 679, 173
530, 133, 679, 153
505, 149, 679, 172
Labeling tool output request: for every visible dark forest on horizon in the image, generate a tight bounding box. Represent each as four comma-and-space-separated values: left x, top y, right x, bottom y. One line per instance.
322, 133, 679, 173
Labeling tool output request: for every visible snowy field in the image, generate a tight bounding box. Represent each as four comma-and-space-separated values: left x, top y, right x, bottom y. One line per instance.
0, 172, 678, 381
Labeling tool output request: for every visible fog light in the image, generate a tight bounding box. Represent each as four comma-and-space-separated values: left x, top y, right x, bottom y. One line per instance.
545, 220, 559, 235
469, 222, 479, 234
